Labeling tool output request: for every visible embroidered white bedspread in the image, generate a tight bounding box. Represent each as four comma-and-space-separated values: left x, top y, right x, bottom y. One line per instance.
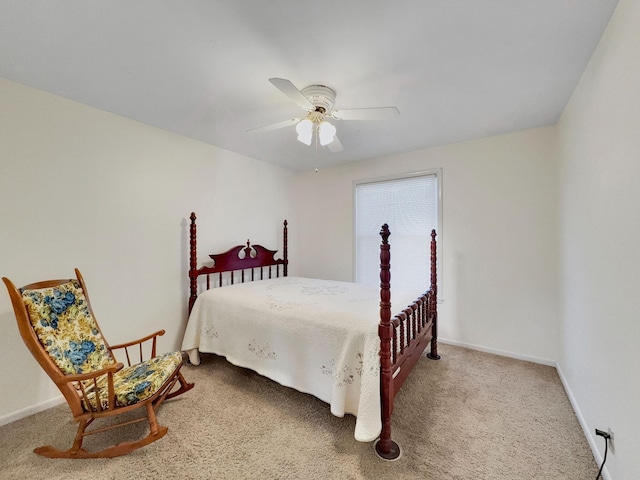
181, 276, 420, 443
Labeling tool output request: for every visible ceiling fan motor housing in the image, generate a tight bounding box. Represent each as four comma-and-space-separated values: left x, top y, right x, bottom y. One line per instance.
301, 85, 336, 113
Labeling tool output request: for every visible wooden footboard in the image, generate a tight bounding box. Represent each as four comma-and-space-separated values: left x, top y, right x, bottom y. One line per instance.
376, 225, 439, 460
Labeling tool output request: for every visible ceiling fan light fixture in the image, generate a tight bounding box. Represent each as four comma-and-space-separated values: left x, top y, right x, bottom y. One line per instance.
296, 118, 313, 145
253, 78, 399, 155
318, 120, 336, 146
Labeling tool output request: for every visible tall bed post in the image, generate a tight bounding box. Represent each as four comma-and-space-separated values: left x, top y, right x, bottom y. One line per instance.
427, 229, 441, 360
375, 224, 401, 460
188, 212, 198, 314
283, 220, 288, 277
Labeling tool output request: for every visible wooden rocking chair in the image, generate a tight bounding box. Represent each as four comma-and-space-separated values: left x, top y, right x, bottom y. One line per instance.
2, 269, 194, 458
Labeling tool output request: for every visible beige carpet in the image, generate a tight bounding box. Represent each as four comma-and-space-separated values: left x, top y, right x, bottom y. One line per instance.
0, 345, 598, 479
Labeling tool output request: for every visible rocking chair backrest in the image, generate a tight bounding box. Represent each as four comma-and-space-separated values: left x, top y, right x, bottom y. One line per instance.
19, 280, 115, 376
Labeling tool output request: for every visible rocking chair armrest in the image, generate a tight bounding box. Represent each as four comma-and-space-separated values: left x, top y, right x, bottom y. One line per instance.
109, 330, 166, 365
58, 363, 125, 413
56, 362, 125, 385
109, 329, 166, 351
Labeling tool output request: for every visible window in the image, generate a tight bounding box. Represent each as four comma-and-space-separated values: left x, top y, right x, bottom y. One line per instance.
354, 171, 441, 293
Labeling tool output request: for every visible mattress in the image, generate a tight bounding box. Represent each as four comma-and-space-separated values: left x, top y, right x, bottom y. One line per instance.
181, 276, 420, 442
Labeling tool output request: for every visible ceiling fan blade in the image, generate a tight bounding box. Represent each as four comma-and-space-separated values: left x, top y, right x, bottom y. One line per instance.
332, 106, 400, 121
327, 134, 344, 153
269, 78, 315, 111
247, 117, 300, 133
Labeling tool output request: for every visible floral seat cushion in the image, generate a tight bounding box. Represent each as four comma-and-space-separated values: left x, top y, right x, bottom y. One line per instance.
88, 351, 183, 410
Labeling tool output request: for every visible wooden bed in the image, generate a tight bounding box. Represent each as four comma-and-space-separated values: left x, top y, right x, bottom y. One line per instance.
184, 212, 440, 460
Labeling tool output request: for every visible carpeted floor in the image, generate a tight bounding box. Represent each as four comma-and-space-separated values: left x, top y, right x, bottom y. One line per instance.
0, 344, 598, 479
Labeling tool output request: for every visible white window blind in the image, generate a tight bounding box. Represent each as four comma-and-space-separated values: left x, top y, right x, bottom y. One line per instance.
355, 174, 438, 292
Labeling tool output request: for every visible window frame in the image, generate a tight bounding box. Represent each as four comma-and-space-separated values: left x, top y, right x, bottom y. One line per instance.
352, 168, 443, 299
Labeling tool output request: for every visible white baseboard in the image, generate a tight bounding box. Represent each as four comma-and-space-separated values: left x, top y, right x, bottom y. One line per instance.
0, 395, 65, 427
556, 365, 611, 480
438, 337, 556, 367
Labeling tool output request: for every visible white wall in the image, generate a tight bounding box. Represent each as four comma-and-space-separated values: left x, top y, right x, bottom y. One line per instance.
293, 126, 559, 365
0, 78, 295, 422
556, 0, 640, 478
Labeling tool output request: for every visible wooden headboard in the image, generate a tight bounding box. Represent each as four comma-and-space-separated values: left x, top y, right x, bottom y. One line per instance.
188, 212, 288, 313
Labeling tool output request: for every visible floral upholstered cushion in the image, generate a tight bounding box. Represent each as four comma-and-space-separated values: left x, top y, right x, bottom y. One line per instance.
21, 281, 114, 375
22, 280, 184, 411
85, 351, 183, 410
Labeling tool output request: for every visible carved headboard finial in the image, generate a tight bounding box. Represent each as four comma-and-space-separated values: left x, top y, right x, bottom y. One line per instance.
243, 239, 253, 258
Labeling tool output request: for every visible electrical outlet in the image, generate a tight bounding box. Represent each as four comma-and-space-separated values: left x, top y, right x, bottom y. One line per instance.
595, 428, 614, 453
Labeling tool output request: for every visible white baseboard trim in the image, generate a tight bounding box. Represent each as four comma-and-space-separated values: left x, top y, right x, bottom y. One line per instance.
0, 395, 65, 427
556, 365, 611, 480
438, 337, 556, 367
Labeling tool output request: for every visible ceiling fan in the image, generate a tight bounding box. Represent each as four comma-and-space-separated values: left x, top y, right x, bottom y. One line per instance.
248, 78, 400, 153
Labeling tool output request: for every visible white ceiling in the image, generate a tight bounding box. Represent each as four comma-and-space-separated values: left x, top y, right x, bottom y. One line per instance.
0, 1, 619, 172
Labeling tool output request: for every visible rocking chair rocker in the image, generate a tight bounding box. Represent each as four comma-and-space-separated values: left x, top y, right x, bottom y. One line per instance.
2, 269, 194, 458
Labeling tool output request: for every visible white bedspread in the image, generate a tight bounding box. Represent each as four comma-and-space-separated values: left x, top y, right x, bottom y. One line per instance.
181, 276, 420, 443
